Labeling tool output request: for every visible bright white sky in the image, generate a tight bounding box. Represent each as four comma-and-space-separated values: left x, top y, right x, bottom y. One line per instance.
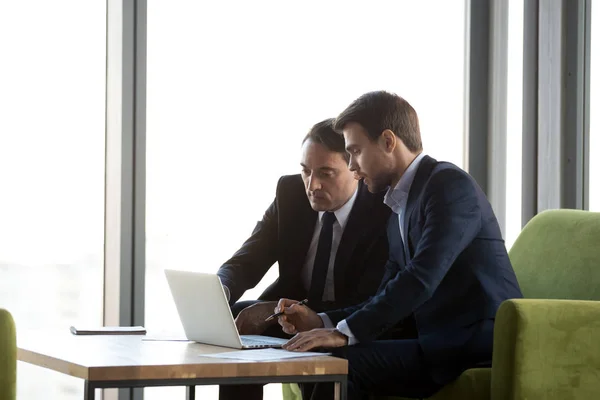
0, 2, 106, 266
145, 0, 466, 272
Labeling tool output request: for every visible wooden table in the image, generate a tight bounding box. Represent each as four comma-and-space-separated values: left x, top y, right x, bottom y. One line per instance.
17, 331, 348, 400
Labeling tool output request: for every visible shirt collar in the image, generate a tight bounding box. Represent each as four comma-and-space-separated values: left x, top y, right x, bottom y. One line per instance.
318, 186, 358, 231
384, 152, 426, 210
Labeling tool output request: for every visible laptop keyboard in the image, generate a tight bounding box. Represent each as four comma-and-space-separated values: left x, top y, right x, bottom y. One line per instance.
240, 335, 287, 348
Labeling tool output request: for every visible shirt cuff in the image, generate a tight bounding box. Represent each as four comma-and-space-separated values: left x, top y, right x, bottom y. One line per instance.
336, 319, 359, 345
318, 313, 334, 329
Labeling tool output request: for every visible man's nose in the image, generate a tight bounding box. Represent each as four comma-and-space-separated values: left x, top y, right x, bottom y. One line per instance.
308, 175, 321, 191
348, 157, 358, 172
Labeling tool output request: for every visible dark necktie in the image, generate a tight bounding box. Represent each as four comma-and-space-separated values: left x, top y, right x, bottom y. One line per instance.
308, 211, 337, 303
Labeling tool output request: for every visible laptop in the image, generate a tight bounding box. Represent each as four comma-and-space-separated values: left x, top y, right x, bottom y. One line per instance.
164, 269, 289, 349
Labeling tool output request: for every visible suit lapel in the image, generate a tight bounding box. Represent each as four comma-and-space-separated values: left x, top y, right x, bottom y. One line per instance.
288, 198, 318, 280
332, 181, 371, 300
403, 155, 437, 258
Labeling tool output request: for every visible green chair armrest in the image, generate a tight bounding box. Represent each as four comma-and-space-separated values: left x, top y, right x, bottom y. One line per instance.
491, 299, 600, 400
0, 308, 17, 400
282, 383, 302, 400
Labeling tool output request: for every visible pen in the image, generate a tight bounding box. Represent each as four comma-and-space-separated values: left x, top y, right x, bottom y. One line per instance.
264, 299, 308, 322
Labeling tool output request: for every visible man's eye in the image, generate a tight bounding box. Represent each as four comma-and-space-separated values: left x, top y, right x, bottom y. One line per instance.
301, 169, 310, 175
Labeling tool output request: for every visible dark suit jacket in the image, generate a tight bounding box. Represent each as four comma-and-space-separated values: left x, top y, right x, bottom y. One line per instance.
326, 156, 523, 380
217, 174, 391, 312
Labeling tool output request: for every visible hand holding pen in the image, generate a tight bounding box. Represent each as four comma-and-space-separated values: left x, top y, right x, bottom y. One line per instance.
264, 299, 308, 322
271, 298, 324, 335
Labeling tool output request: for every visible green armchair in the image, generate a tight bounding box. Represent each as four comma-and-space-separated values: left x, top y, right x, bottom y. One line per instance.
0, 308, 16, 400
286, 209, 600, 400
427, 208, 600, 400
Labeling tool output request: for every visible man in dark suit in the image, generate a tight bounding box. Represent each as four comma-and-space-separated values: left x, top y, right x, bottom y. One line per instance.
277, 91, 523, 400
217, 118, 391, 400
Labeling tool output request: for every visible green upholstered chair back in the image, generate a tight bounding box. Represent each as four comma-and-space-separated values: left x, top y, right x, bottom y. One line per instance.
508, 209, 600, 301
0, 308, 16, 400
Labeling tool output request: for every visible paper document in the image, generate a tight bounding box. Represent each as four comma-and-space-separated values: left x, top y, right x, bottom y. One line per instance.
202, 348, 331, 361
141, 335, 190, 342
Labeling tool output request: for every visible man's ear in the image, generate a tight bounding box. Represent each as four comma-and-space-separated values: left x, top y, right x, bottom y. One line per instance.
380, 129, 397, 153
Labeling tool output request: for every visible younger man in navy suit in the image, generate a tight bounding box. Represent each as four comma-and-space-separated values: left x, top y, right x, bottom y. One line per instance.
277, 91, 523, 400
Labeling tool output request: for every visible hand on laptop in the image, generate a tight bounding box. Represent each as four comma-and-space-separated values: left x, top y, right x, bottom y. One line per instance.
275, 298, 323, 335
234, 301, 278, 335
283, 328, 348, 352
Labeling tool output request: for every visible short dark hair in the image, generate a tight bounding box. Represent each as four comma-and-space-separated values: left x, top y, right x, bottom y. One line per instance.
333, 91, 422, 152
302, 118, 350, 163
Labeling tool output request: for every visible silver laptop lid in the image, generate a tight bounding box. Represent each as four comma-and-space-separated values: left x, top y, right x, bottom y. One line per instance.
164, 269, 243, 349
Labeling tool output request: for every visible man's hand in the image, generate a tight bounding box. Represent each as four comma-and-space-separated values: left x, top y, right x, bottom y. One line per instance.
234, 301, 278, 335
283, 328, 348, 352
275, 298, 323, 334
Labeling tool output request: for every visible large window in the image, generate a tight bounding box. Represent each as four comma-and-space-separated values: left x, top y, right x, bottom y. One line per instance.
146, 1, 465, 398
505, 0, 524, 248
0, 2, 106, 399
590, 2, 600, 211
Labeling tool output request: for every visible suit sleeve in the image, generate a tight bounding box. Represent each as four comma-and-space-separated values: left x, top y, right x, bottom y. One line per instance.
344, 169, 482, 342
324, 258, 395, 323
317, 233, 388, 313
216, 181, 280, 305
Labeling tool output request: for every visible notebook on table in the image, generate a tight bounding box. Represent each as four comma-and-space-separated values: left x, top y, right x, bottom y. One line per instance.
69, 326, 146, 335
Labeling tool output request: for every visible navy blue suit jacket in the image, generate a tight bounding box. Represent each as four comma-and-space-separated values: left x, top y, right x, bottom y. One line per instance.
326, 156, 523, 379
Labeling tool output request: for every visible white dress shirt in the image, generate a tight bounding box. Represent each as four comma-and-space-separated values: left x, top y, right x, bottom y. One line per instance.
323, 153, 427, 343
302, 188, 358, 302
221, 187, 359, 304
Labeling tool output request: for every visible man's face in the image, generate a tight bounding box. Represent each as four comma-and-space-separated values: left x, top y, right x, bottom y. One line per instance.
300, 139, 357, 212
343, 122, 392, 193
